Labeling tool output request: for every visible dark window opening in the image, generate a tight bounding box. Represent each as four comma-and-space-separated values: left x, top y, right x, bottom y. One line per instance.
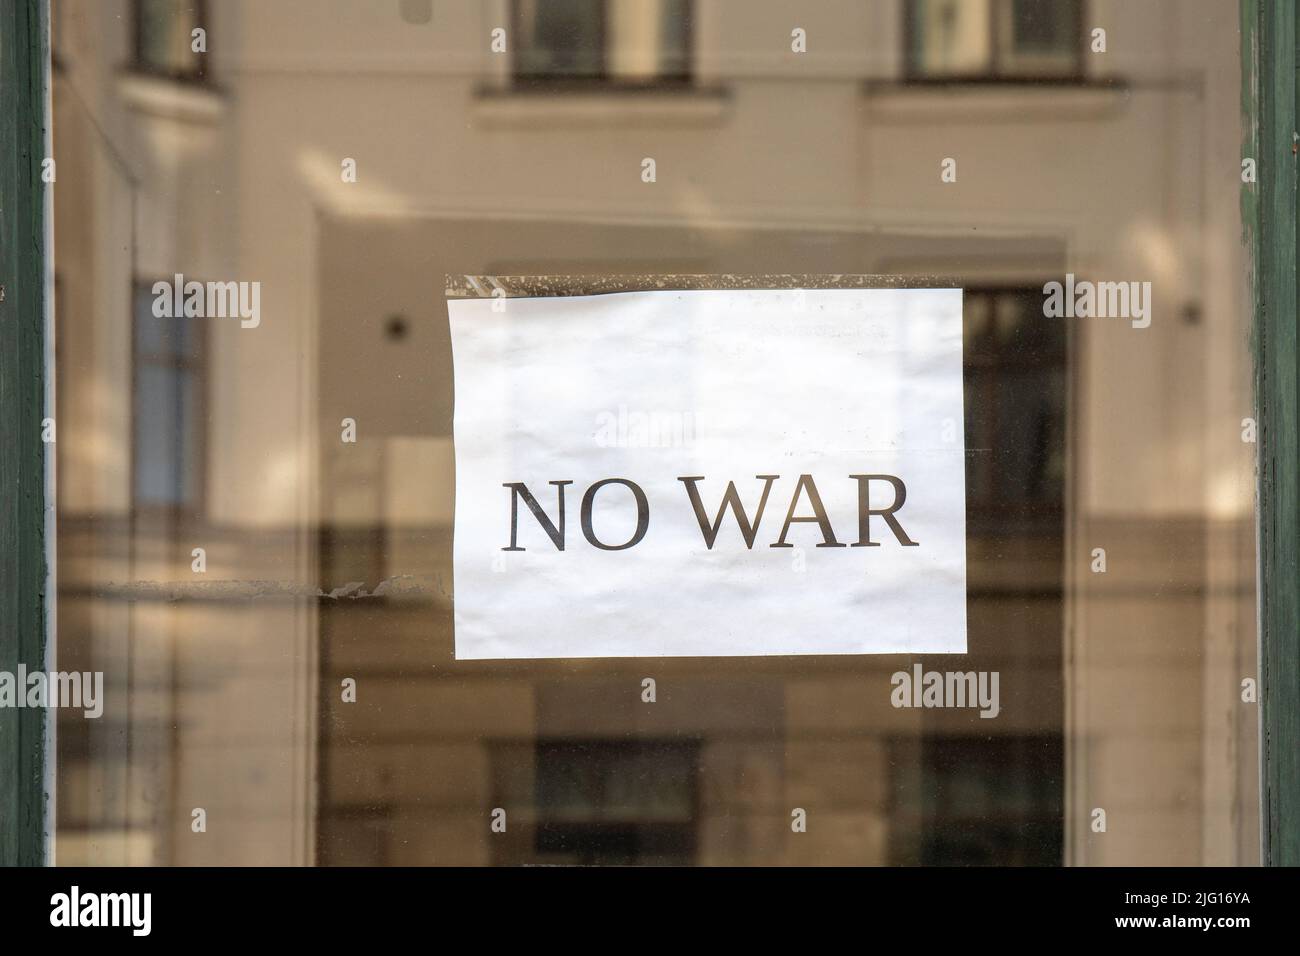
906, 0, 1084, 82
891, 735, 1064, 865
511, 0, 692, 88
133, 0, 209, 83
532, 739, 700, 865
963, 287, 1067, 532
132, 281, 206, 513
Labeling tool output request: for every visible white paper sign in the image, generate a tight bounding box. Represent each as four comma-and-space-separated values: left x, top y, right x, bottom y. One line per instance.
448, 287, 966, 659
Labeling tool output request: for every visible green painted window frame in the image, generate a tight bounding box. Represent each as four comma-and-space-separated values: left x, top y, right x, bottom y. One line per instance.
1247, 0, 1300, 867
0, 0, 1296, 866
0, 0, 50, 867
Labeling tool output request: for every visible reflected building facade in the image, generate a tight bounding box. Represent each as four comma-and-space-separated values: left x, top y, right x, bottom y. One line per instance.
51, 0, 1257, 865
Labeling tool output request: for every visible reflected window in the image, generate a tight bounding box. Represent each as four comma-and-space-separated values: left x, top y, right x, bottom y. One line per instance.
963, 288, 1067, 526
512, 0, 692, 86
534, 740, 699, 865
132, 282, 206, 511
891, 736, 1064, 865
133, 0, 209, 82
908, 0, 1083, 81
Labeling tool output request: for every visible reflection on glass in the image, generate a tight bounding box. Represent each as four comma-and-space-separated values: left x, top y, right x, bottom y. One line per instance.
50, 0, 1259, 867
910, 0, 1081, 79
513, 0, 691, 84
132, 283, 205, 511
133, 0, 208, 81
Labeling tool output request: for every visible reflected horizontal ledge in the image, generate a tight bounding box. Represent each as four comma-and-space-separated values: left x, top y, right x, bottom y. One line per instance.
862, 80, 1131, 123
116, 70, 227, 124
471, 85, 731, 128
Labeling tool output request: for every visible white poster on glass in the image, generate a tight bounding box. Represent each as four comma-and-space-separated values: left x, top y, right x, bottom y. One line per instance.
447, 287, 966, 659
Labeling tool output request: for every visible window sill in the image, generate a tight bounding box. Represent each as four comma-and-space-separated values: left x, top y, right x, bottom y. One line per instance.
472, 84, 730, 129
862, 79, 1129, 123
116, 70, 226, 125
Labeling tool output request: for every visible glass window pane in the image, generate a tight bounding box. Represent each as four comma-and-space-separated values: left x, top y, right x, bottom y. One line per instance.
910, 0, 993, 78
514, 0, 605, 81
133, 364, 181, 505
134, 284, 172, 358
135, 0, 207, 80
998, 0, 1082, 77
607, 0, 691, 82
47, 0, 1263, 871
